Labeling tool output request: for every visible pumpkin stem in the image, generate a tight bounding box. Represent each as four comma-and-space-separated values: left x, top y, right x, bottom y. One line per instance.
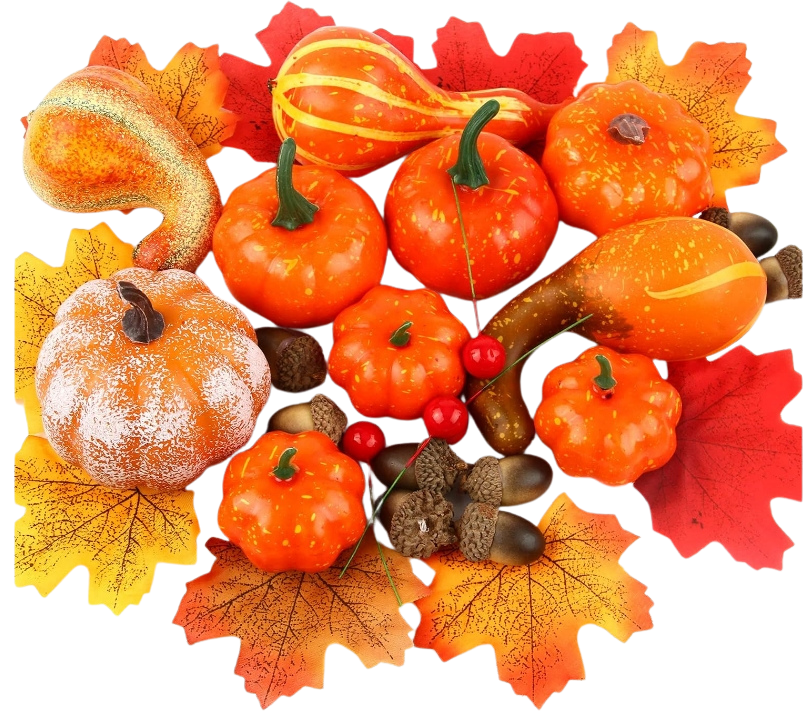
116, 281, 165, 344
448, 99, 500, 189
273, 447, 298, 481
593, 354, 617, 395
389, 321, 413, 347
608, 113, 650, 145
272, 138, 319, 231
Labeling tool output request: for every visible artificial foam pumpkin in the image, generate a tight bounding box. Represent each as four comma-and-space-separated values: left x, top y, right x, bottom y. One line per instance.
35, 267, 272, 492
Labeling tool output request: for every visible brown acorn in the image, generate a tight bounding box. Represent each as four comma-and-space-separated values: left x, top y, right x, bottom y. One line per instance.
461, 454, 552, 507
700, 208, 778, 258
761, 246, 802, 302
379, 489, 456, 558
456, 503, 545, 566
255, 327, 327, 392
371, 439, 468, 495
266, 394, 347, 444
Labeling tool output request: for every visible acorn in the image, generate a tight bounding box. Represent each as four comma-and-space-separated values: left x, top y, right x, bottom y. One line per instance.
379, 489, 457, 558
461, 454, 552, 507
267, 394, 347, 444
700, 207, 778, 258
761, 246, 802, 302
255, 327, 327, 392
371, 439, 468, 496
457, 503, 545, 566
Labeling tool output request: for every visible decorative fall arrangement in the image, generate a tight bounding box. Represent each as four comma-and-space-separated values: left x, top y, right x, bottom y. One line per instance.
13, 1, 803, 714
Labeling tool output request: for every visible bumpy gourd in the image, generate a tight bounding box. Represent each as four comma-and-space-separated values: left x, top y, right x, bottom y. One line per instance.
23, 66, 221, 271
35, 267, 271, 492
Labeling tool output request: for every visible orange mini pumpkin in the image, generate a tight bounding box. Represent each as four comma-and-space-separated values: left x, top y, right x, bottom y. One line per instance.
35, 267, 272, 492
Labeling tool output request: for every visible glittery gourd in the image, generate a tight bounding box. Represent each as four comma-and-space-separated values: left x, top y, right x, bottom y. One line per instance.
23, 66, 221, 271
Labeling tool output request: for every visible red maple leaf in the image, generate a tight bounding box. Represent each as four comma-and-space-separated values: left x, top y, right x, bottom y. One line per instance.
219, 3, 415, 163
635, 346, 802, 570
421, 17, 585, 105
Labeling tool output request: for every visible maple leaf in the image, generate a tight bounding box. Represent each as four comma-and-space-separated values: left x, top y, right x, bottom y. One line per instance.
414, 494, 652, 709
635, 346, 802, 570
88, 37, 237, 158
604, 23, 786, 204
174, 535, 429, 708
14, 223, 133, 435
219, 2, 335, 163
420, 17, 585, 104
15, 436, 199, 614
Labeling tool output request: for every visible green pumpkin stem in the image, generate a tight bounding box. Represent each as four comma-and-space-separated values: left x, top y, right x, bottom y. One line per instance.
273, 447, 298, 481
593, 354, 617, 393
271, 138, 319, 231
447, 99, 500, 189
389, 321, 413, 347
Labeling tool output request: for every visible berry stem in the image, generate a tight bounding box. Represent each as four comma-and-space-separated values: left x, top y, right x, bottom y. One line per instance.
340, 438, 431, 578
451, 178, 481, 334
466, 314, 594, 406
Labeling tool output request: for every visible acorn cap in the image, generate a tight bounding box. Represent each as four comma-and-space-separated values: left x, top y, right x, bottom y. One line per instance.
267, 394, 347, 444
457, 504, 545, 566
414, 438, 468, 495
310, 394, 348, 444
461, 454, 553, 507
457, 502, 498, 563
762, 245, 803, 302
461, 456, 503, 506
699, 206, 730, 228
386, 489, 456, 558
255, 327, 327, 393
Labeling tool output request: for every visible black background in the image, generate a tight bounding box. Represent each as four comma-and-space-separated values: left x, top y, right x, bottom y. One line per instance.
12, 5, 805, 721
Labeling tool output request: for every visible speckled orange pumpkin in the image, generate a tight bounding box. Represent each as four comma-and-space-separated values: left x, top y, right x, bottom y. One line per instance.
35, 267, 272, 492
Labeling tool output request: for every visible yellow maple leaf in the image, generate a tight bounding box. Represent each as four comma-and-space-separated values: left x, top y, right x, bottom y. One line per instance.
88, 37, 238, 158
605, 23, 786, 204
15, 436, 199, 614
14, 224, 133, 435
415, 493, 653, 708
175, 535, 428, 708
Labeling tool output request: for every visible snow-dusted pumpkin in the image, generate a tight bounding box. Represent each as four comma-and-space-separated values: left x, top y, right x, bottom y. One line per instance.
35, 267, 272, 492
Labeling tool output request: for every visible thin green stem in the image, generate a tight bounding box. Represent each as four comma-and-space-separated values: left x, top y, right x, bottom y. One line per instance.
466, 314, 594, 406
340, 439, 430, 578
451, 178, 481, 333
376, 540, 402, 607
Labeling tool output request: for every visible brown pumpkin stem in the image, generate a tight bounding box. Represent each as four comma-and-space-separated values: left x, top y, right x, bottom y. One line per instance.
608, 113, 650, 145
116, 281, 165, 343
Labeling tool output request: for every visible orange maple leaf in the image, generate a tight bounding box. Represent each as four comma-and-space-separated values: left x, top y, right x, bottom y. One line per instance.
414, 493, 653, 708
15, 436, 199, 614
88, 37, 237, 158
14, 224, 133, 435
605, 23, 785, 204
174, 536, 429, 708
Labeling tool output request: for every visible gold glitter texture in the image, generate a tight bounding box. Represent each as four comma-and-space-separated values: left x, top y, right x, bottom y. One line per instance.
23, 66, 221, 271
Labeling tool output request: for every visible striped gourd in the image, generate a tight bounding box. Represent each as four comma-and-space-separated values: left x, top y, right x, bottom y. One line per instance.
272, 26, 563, 174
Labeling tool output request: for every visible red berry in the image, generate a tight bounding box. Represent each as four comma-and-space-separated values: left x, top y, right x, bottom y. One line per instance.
462, 334, 506, 379
423, 395, 469, 444
341, 421, 386, 462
